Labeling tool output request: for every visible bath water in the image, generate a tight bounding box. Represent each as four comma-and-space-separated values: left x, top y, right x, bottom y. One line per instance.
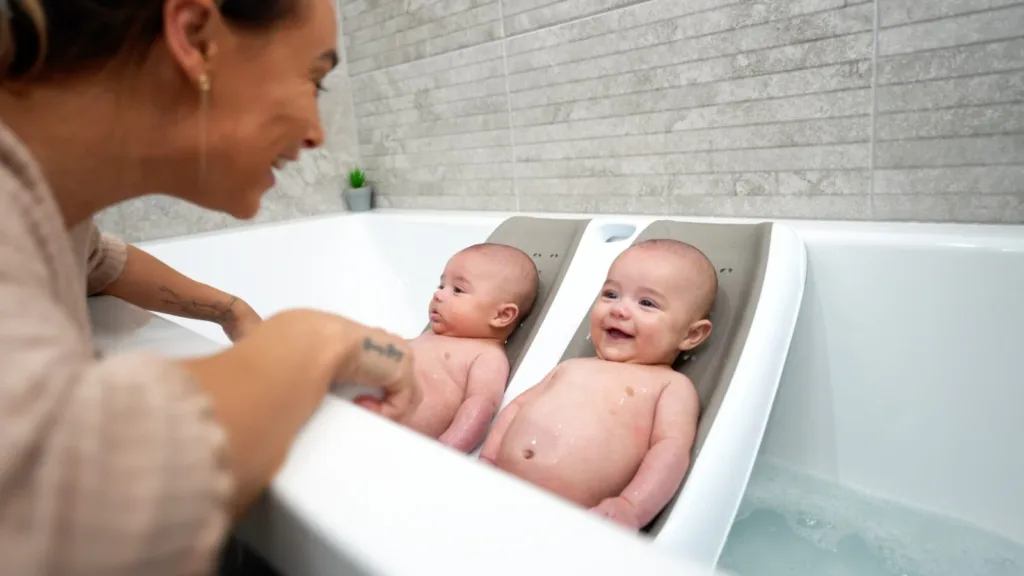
718, 459, 1024, 576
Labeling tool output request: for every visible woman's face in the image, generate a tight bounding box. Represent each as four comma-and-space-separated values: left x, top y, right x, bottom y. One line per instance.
171, 0, 339, 218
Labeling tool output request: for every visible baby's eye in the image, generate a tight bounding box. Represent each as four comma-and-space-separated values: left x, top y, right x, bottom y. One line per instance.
639, 299, 657, 308
453, 286, 465, 294
602, 290, 617, 299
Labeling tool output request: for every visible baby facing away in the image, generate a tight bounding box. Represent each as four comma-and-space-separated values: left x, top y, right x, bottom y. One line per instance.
478, 239, 718, 530
356, 243, 539, 453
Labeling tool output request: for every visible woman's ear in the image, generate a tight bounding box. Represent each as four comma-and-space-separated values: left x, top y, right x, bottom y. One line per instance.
679, 319, 712, 352
162, 0, 222, 88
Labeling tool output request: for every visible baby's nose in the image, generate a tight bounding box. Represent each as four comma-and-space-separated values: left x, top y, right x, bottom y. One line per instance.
433, 290, 444, 302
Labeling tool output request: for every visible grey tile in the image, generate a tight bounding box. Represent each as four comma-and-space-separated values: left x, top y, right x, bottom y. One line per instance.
348, 40, 515, 207
873, 167, 1024, 196
880, 0, 1024, 28
511, 61, 872, 126
876, 103, 1024, 141
508, 33, 873, 108
518, 193, 871, 219
343, 0, 502, 75
875, 70, 1024, 113
376, 193, 518, 210
503, 0, 654, 36
876, 38, 1024, 86
874, 135, 1024, 169
506, 0, 864, 72
514, 89, 873, 143
872, 194, 1024, 223
514, 117, 871, 160
878, 4, 1024, 57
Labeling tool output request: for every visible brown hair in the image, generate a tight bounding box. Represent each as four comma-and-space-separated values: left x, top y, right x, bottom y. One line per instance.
0, 0, 301, 81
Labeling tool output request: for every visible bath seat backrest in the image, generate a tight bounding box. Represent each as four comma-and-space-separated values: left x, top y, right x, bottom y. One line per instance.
558, 220, 773, 535
422, 216, 590, 385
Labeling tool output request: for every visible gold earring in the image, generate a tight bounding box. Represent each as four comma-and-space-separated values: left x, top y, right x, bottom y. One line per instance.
198, 73, 211, 93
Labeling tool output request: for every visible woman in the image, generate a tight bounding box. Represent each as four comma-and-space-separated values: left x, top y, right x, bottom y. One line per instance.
0, 1, 422, 575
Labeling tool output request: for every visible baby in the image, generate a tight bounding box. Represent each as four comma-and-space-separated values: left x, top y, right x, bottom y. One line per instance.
356, 243, 539, 454
478, 239, 718, 530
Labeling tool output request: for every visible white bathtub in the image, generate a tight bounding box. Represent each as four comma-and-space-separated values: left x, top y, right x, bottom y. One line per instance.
748, 220, 1024, 552
95, 209, 802, 575
90, 209, 1024, 574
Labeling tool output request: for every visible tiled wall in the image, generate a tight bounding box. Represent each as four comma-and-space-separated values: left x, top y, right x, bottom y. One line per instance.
348, 0, 1024, 222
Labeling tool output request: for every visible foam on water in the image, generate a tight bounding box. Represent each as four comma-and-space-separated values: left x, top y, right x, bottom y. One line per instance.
719, 459, 1024, 576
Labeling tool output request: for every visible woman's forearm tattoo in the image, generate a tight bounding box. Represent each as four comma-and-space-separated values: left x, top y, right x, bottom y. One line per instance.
158, 286, 237, 324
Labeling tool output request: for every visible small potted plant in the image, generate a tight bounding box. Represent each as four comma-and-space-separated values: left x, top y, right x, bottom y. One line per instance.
344, 167, 373, 212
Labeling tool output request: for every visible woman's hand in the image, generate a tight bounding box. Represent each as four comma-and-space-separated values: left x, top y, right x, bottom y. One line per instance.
181, 309, 422, 516
341, 326, 420, 421
220, 298, 262, 342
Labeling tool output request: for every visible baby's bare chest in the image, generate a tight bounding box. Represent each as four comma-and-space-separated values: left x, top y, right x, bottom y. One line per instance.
409, 335, 487, 389
545, 361, 674, 413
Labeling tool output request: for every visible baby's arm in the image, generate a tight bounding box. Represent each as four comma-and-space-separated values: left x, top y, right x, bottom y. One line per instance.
594, 376, 699, 529
437, 349, 509, 453
478, 363, 561, 464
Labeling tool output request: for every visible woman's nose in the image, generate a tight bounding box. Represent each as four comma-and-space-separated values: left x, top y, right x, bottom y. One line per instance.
304, 122, 325, 149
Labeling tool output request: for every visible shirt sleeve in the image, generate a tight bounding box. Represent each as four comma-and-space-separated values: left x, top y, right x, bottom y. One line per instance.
83, 222, 128, 295
0, 215, 235, 574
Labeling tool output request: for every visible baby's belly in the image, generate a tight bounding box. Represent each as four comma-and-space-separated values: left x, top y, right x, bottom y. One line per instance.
401, 368, 465, 438
494, 402, 652, 508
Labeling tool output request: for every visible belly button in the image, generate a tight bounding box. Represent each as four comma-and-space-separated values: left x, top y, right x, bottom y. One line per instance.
625, 386, 634, 397
522, 448, 535, 460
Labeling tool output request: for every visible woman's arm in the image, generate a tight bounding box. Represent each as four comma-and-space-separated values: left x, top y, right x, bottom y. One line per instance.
97, 243, 262, 341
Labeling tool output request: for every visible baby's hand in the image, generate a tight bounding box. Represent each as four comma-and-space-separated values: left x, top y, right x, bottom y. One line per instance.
590, 497, 640, 530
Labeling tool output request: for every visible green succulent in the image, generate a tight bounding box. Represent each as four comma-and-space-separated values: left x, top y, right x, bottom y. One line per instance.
349, 168, 366, 189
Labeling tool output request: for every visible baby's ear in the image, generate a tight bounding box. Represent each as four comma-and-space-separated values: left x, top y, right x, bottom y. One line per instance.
679, 319, 712, 352
490, 303, 520, 329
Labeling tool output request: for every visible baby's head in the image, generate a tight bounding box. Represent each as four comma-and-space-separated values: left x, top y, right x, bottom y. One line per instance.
429, 243, 539, 341
589, 239, 718, 365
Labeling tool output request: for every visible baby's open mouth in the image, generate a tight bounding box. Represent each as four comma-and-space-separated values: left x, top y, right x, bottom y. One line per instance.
605, 328, 633, 340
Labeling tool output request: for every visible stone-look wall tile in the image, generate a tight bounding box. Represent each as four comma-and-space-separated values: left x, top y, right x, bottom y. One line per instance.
340, 0, 502, 75
508, 0, 873, 220
874, 0, 1024, 222
350, 40, 515, 210
502, 0, 651, 36
99, 2, 361, 242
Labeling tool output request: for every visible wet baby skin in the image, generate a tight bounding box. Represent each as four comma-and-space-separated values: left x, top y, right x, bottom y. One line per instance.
356, 243, 538, 453
478, 240, 718, 530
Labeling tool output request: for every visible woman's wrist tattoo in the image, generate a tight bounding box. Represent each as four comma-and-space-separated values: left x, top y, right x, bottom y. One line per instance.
362, 337, 404, 362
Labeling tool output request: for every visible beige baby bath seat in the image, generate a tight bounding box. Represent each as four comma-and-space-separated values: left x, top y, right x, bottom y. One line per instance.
556, 219, 803, 564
